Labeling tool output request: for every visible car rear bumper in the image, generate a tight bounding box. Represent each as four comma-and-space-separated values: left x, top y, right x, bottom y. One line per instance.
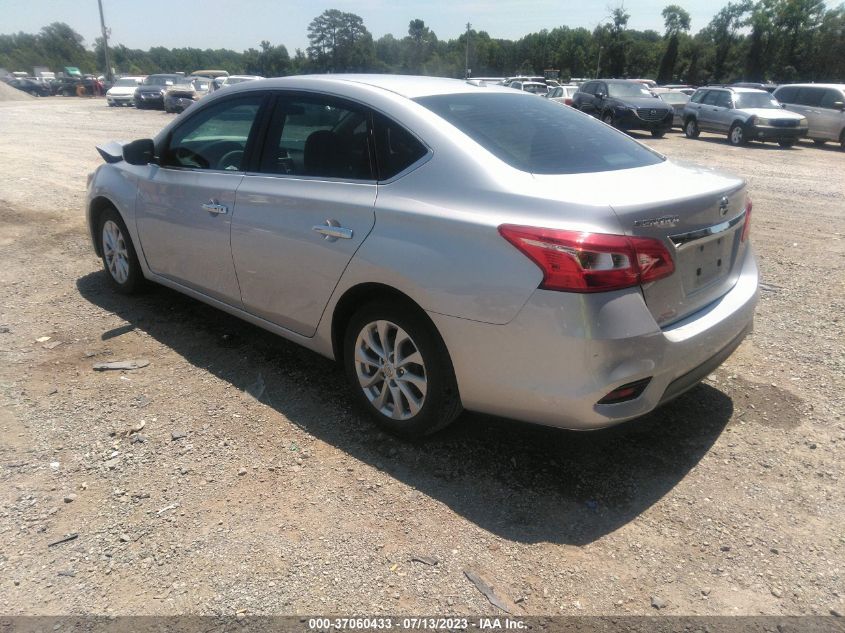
430, 246, 758, 430
135, 94, 164, 108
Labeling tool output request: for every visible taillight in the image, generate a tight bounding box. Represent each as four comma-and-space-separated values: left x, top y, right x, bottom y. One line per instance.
741, 197, 752, 242
498, 225, 675, 293
564, 98, 573, 106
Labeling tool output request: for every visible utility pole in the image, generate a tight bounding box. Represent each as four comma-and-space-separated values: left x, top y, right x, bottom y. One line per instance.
97, 0, 112, 82
595, 46, 603, 78
464, 22, 471, 79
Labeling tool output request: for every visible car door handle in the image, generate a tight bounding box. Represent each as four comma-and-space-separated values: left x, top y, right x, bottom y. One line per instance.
201, 201, 228, 215
312, 219, 353, 242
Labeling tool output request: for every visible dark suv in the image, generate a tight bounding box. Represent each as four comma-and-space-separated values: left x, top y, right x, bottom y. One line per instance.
572, 79, 674, 137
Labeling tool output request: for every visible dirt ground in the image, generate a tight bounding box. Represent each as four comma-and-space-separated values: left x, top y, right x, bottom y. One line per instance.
0, 97, 843, 618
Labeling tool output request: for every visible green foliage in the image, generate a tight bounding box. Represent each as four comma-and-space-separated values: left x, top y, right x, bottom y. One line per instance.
2, 2, 844, 84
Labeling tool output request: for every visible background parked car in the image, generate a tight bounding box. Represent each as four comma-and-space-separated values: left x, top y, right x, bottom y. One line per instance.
683, 87, 807, 147
51, 76, 100, 96
572, 79, 673, 137
106, 76, 144, 106
164, 77, 211, 113
510, 80, 548, 95
546, 85, 578, 105
134, 74, 182, 110
773, 83, 845, 149
732, 82, 778, 93
216, 75, 264, 89
656, 89, 690, 127
2, 77, 50, 97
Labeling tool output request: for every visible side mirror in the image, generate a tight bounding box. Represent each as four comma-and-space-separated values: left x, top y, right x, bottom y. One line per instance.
596, 91, 605, 99
833, 101, 844, 111
123, 138, 155, 165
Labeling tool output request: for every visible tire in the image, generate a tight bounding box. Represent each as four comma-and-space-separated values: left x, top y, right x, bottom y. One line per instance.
343, 301, 462, 439
684, 118, 700, 138
651, 128, 666, 138
97, 207, 144, 294
840, 131, 845, 150
778, 139, 796, 148
601, 111, 615, 127
729, 123, 748, 146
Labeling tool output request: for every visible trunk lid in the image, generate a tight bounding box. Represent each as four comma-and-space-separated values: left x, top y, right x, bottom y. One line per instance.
533, 159, 749, 326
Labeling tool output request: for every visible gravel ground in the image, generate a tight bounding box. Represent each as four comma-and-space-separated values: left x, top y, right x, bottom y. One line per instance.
0, 98, 843, 617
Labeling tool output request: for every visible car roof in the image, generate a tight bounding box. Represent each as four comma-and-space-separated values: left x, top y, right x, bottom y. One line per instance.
228, 74, 517, 99
776, 83, 845, 90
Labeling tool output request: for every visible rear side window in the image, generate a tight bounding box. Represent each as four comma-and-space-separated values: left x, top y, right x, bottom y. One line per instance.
259, 95, 374, 180
796, 87, 824, 107
414, 92, 663, 175
580, 82, 595, 95
775, 86, 797, 103
372, 114, 428, 180
820, 89, 844, 109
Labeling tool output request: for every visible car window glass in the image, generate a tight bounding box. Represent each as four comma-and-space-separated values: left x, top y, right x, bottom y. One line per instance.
819, 89, 843, 109
796, 87, 824, 107
580, 82, 594, 95
415, 92, 663, 175
259, 95, 374, 180
372, 113, 427, 180
775, 86, 797, 103
701, 91, 720, 106
162, 96, 262, 171
715, 92, 733, 108
689, 90, 706, 103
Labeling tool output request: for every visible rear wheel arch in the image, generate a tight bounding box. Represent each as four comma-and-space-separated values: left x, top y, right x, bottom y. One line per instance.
330, 283, 441, 364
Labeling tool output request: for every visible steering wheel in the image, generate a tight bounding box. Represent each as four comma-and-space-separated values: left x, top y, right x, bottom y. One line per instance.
172, 147, 209, 169
218, 149, 244, 171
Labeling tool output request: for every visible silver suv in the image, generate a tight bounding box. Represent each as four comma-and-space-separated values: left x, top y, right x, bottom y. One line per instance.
683, 87, 808, 147
773, 84, 845, 149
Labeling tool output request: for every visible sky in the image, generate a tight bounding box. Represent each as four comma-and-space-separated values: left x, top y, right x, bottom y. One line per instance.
1, 0, 722, 52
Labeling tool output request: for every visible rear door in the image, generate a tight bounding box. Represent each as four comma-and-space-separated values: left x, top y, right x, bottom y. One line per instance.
135, 93, 266, 304
230, 92, 377, 336
795, 87, 826, 138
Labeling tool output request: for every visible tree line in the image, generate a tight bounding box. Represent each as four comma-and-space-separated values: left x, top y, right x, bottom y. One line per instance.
2, 1, 844, 84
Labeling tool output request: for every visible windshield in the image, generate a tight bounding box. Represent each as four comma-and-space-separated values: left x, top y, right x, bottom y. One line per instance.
659, 92, 689, 105
607, 83, 654, 98
114, 78, 137, 87
735, 92, 781, 109
523, 83, 547, 94
415, 92, 663, 175
144, 76, 177, 86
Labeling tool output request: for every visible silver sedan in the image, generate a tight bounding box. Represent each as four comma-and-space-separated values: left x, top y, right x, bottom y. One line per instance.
86, 75, 758, 438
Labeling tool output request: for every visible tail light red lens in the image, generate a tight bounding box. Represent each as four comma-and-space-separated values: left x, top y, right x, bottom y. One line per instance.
741, 197, 752, 242
498, 225, 675, 293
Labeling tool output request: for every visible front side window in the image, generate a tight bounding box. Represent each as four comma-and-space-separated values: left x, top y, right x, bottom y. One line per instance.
415, 92, 663, 175
774, 86, 797, 103
715, 92, 734, 108
796, 87, 824, 107
162, 95, 263, 171
820, 89, 844, 109
259, 95, 374, 180
689, 89, 707, 103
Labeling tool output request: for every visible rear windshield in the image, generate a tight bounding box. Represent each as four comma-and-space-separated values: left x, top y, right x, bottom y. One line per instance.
144, 75, 178, 86
414, 92, 663, 175
114, 78, 137, 87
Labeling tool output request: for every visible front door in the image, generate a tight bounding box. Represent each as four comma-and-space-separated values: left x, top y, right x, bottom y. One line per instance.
231, 92, 378, 336
135, 94, 265, 304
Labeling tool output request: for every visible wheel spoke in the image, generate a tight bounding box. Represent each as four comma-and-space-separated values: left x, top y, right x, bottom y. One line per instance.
396, 380, 423, 416
387, 382, 404, 419
377, 321, 393, 358
372, 381, 389, 411
355, 347, 380, 368
364, 326, 385, 359
397, 370, 426, 397
396, 350, 422, 369
359, 370, 383, 389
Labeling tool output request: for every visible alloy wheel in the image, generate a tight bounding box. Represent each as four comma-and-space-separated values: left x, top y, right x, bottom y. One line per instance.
731, 125, 744, 145
354, 319, 427, 421
102, 220, 130, 284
